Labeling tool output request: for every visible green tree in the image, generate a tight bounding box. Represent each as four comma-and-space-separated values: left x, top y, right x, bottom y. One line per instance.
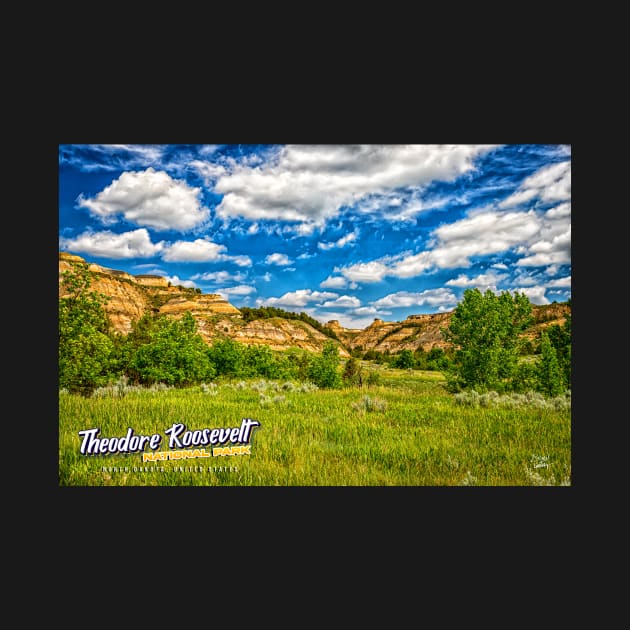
393, 349, 415, 369
277, 347, 312, 381
545, 314, 571, 389
442, 288, 533, 392
59, 265, 114, 394
426, 347, 450, 371
414, 347, 428, 370
343, 357, 364, 386
537, 331, 565, 396
129, 312, 215, 386
243, 344, 280, 378
308, 341, 342, 388
207, 337, 245, 378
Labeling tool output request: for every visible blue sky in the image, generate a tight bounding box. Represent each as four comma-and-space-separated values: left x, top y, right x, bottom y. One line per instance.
59, 144, 571, 328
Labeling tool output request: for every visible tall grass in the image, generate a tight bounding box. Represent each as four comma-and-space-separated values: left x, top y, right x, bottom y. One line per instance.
59, 371, 571, 486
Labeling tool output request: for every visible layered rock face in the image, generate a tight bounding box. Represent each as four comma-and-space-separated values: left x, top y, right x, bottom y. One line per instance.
59, 252, 240, 335
326, 303, 570, 354
342, 314, 452, 353
58, 252, 347, 355
232, 318, 350, 357
59, 252, 570, 356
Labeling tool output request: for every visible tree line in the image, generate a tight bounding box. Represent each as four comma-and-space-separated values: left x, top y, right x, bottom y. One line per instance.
59, 267, 570, 397
59, 266, 345, 394
239, 306, 339, 340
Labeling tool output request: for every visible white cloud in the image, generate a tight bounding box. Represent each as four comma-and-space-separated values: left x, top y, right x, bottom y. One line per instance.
211, 144, 497, 227
517, 251, 570, 266
430, 209, 541, 267
189, 159, 227, 182
337, 260, 390, 283
500, 161, 571, 209
352, 306, 392, 317
338, 210, 541, 282
59, 228, 163, 259
546, 275, 571, 288
338, 203, 570, 282
389, 251, 433, 277
158, 238, 252, 266
320, 276, 348, 289
508, 286, 549, 305
259, 289, 338, 307
511, 271, 539, 287
190, 270, 247, 283
318, 230, 359, 250
320, 295, 362, 308
77, 167, 210, 231
162, 238, 227, 262
265, 253, 293, 266
446, 271, 507, 289
546, 202, 571, 219
491, 262, 508, 270
60, 145, 168, 172
372, 288, 457, 309
516, 223, 571, 267
165, 275, 196, 289
231, 255, 253, 267
217, 285, 257, 296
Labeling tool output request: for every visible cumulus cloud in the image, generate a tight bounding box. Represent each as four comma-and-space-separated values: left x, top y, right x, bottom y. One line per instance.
231, 255, 253, 267
77, 167, 210, 231
162, 238, 227, 262
516, 223, 571, 267
158, 238, 252, 266
59, 228, 163, 259
429, 209, 541, 267
258, 289, 338, 307
217, 285, 257, 296
320, 276, 349, 289
317, 230, 359, 251
446, 271, 507, 290
511, 271, 540, 287
338, 210, 542, 282
352, 306, 392, 316
546, 275, 571, 288
210, 144, 496, 227
546, 202, 571, 219
500, 161, 571, 209
371, 288, 457, 309
265, 253, 293, 266
337, 260, 391, 283
338, 201, 570, 281
508, 286, 549, 305
190, 270, 247, 283
320, 295, 362, 308
165, 275, 196, 289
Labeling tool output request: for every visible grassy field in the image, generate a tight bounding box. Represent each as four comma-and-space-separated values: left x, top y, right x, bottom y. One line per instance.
59, 367, 571, 486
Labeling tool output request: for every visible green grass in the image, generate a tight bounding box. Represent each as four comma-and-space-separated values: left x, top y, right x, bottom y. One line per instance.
59, 369, 571, 486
